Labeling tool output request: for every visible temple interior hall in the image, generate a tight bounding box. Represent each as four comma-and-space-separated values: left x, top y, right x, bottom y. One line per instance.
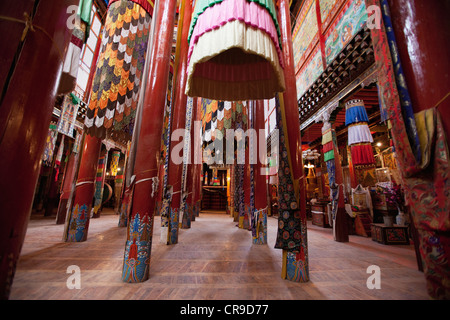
1, 0, 449, 302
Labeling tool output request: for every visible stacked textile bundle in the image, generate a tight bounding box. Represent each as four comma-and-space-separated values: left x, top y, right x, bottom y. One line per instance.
345, 99, 375, 166
322, 123, 334, 162
186, 0, 285, 100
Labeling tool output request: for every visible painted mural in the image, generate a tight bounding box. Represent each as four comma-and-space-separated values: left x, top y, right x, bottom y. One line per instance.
292, 0, 319, 74
296, 46, 324, 99
319, 0, 346, 31
325, 0, 368, 65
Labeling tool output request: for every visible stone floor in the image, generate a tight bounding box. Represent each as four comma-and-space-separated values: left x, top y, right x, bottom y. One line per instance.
9, 209, 429, 300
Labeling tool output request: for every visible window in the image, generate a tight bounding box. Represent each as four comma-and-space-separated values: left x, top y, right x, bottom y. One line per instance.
75, 5, 103, 101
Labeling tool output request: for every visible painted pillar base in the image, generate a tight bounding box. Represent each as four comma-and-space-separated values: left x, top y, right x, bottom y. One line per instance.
169, 207, 179, 244
160, 198, 179, 245
122, 213, 153, 283
180, 202, 191, 229
65, 204, 91, 242
252, 208, 268, 245
282, 250, 309, 282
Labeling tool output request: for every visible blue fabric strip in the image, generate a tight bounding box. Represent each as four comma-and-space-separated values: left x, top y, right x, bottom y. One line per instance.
345, 105, 369, 126
381, 0, 421, 164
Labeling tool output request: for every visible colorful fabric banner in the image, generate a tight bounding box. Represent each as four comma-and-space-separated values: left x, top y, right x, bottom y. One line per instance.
42, 122, 58, 166
274, 94, 304, 252
85, 0, 152, 141
57, 93, 80, 138
110, 151, 121, 176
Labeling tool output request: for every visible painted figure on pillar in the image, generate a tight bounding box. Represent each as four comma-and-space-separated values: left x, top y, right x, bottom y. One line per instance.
67, 204, 90, 242
122, 213, 152, 283
252, 208, 268, 245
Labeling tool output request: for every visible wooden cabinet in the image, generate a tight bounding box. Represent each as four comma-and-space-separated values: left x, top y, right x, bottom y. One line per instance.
311, 202, 331, 228
371, 223, 410, 245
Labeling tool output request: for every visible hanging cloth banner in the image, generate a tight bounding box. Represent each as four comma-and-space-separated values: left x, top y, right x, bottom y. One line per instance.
42, 122, 58, 166
345, 100, 375, 166
93, 154, 107, 215
110, 151, 121, 176
72, 128, 83, 154
274, 94, 304, 252
54, 135, 65, 182
84, 0, 152, 141
368, 0, 449, 298
57, 93, 80, 138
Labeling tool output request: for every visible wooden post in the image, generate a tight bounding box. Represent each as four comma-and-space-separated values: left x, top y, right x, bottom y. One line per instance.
121, 0, 177, 283
163, 0, 193, 244
253, 100, 268, 244
0, 0, 79, 299
277, 0, 309, 282
64, 134, 102, 242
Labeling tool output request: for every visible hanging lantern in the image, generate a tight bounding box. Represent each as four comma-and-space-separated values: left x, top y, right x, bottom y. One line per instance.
185, 0, 285, 101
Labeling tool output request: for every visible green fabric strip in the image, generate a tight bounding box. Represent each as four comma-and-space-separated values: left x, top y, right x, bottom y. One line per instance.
324, 150, 335, 162
77, 0, 93, 24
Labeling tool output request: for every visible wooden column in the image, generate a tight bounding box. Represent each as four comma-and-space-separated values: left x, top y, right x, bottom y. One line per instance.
121, 0, 177, 283
0, 0, 78, 299
63, 133, 102, 242
385, 0, 450, 300
277, 0, 309, 282
242, 129, 251, 230
56, 152, 77, 225
387, 0, 450, 138
186, 97, 199, 223
163, 0, 193, 244
332, 138, 349, 242
253, 100, 268, 244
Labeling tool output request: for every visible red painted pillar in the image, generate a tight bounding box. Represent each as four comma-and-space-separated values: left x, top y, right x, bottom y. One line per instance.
56, 152, 77, 225
194, 98, 203, 217
253, 100, 268, 244
242, 130, 251, 230
332, 140, 349, 243
186, 97, 199, 223
164, 0, 193, 244
277, 0, 307, 217
386, 0, 450, 300
63, 133, 102, 242
122, 0, 177, 283
0, 0, 78, 299
387, 0, 450, 138
277, 0, 309, 282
